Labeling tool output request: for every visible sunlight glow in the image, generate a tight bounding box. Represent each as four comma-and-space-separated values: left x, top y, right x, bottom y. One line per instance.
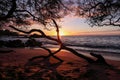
52, 29, 67, 36
59, 31, 66, 36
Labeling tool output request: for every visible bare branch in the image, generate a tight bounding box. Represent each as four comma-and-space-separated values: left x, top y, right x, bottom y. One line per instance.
52, 19, 62, 44
62, 45, 94, 63
9, 25, 45, 36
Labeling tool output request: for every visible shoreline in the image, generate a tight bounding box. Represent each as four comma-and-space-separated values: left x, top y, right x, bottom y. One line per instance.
29, 47, 120, 61
0, 48, 120, 66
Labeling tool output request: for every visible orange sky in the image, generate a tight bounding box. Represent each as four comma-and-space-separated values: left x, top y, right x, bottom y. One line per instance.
30, 15, 120, 36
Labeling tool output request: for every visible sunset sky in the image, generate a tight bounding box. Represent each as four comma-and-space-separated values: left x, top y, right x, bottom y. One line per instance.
32, 15, 120, 36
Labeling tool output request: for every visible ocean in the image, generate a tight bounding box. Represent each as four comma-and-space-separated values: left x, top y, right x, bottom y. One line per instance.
1, 35, 120, 60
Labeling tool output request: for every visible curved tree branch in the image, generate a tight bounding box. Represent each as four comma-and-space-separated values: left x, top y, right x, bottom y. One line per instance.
9, 25, 45, 36
9, 24, 108, 64
62, 45, 94, 63
52, 19, 62, 44
9, 25, 63, 62
27, 46, 63, 64
9, 25, 59, 42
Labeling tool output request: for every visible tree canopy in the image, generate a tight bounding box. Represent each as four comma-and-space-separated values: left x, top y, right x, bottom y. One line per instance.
0, 0, 69, 28
0, 0, 120, 28
76, 0, 120, 27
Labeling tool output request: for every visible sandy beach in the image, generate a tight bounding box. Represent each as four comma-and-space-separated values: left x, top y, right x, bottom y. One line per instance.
0, 48, 120, 80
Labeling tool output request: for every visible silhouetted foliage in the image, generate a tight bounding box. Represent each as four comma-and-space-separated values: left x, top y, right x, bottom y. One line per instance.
5, 39, 25, 48
25, 38, 42, 47
0, 39, 42, 48
0, 0, 69, 28
76, 0, 120, 27
0, 0, 119, 27
0, 40, 5, 47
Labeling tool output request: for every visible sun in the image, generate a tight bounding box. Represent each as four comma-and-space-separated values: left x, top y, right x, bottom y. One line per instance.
52, 30, 67, 36
59, 31, 65, 36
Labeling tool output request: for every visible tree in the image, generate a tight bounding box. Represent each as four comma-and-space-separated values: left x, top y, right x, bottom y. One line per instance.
76, 0, 120, 27
0, 0, 97, 63
1, 0, 116, 79
0, 0, 69, 27
0, 0, 111, 63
